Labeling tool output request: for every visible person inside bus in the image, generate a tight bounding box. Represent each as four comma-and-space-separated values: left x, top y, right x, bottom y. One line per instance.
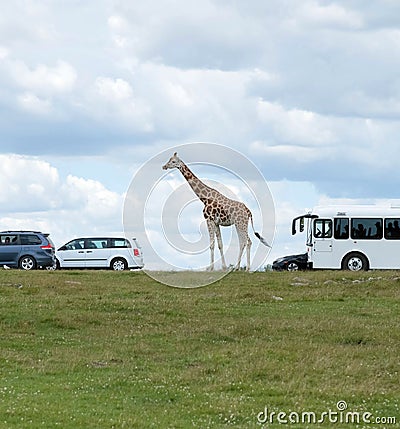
343, 224, 349, 238
393, 220, 400, 238
354, 223, 366, 239
386, 222, 394, 238
373, 221, 382, 239
385, 220, 400, 239
335, 225, 348, 239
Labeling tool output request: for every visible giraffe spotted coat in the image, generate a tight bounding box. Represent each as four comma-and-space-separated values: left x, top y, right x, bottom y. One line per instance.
162, 152, 270, 271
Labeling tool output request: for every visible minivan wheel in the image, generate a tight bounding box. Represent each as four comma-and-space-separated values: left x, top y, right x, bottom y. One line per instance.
111, 258, 127, 271
19, 256, 36, 270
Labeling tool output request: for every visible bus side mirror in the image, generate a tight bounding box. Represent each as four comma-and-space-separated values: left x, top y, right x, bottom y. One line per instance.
300, 218, 304, 232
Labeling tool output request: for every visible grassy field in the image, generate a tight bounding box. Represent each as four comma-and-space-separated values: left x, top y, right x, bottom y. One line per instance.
0, 269, 399, 428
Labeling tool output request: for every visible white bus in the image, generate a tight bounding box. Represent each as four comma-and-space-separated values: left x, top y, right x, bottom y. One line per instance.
292, 205, 400, 271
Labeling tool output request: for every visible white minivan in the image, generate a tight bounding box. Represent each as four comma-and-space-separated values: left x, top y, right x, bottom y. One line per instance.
56, 237, 144, 270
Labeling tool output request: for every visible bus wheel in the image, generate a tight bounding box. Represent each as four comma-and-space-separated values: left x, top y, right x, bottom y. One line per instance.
342, 252, 368, 271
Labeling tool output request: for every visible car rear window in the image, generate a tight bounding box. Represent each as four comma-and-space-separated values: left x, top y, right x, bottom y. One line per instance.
110, 239, 131, 248
20, 234, 42, 245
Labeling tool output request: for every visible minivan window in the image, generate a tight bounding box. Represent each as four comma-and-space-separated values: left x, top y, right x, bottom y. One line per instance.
110, 239, 131, 248
0, 234, 18, 245
65, 239, 85, 250
20, 234, 42, 245
85, 239, 108, 249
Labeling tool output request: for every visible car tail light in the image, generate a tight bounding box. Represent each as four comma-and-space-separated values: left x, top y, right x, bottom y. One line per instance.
41, 244, 53, 249
133, 248, 139, 256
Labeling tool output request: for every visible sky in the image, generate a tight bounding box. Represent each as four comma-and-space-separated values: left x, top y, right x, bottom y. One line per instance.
1, 0, 400, 270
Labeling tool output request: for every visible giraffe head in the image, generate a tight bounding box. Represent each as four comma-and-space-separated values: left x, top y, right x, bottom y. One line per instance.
162, 152, 182, 170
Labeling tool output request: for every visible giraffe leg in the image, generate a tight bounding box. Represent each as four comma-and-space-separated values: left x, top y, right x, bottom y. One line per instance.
235, 226, 246, 270
215, 225, 227, 270
246, 236, 252, 272
207, 220, 216, 271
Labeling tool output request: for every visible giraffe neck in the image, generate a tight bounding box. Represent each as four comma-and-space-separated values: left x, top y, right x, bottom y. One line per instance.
178, 162, 215, 203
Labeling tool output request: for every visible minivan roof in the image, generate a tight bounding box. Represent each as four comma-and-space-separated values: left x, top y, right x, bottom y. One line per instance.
65, 236, 138, 241
0, 230, 47, 234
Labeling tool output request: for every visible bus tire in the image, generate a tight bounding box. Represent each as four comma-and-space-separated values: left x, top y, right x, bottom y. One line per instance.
342, 252, 369, 271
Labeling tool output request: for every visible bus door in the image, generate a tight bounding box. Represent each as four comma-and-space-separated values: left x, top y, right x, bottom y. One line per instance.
312, 219, 334, 267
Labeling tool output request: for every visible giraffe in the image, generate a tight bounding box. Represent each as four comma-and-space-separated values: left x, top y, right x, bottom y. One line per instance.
162, 152, 270, 271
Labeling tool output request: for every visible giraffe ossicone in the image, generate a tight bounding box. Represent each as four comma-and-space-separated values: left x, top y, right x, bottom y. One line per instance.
162, 152, 270, 271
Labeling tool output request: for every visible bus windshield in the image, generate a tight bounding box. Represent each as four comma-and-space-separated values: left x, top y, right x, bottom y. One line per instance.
292, 214, 317, 246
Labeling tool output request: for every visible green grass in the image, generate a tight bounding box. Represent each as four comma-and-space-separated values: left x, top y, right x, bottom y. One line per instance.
0, 270, 399, 428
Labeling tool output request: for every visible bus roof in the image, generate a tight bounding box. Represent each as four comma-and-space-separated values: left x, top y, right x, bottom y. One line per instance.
310, 205, 400, 218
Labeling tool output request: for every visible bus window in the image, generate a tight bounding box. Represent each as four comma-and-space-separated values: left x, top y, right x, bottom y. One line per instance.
314, 219, 332, 238
384, 218, 400, 239
334, 218, 349, 239
351, 218, 383, 240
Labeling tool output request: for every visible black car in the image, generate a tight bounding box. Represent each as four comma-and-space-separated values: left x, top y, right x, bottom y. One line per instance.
0, 231, 55, 270
272, 252, 308, 271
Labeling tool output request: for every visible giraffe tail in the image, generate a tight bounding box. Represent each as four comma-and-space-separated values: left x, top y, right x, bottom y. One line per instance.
250, 213, 271, 248
255, 232, 271, 247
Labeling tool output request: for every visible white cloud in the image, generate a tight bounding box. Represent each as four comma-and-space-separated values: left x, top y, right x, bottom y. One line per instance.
106, 1, 254, 67
257, 100, 335, 146
11, 59, 77, 94
0, 45, 9, 59
17, 92, 52, 115
107, 15, 129, 32
89, 76, 153, 132
298, 1, 363, 29
0, 155, 59, 210
95, 77, 133, 101
251, 141, 329, 164
0, 155, 124, 247
63, 175, 122, 219
84, 65, 264, 138
0, 55, 77, 116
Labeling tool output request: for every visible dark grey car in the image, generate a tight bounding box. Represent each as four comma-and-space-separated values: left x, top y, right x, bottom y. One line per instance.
0, 231, 55, 270
272, 252, 309, 271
